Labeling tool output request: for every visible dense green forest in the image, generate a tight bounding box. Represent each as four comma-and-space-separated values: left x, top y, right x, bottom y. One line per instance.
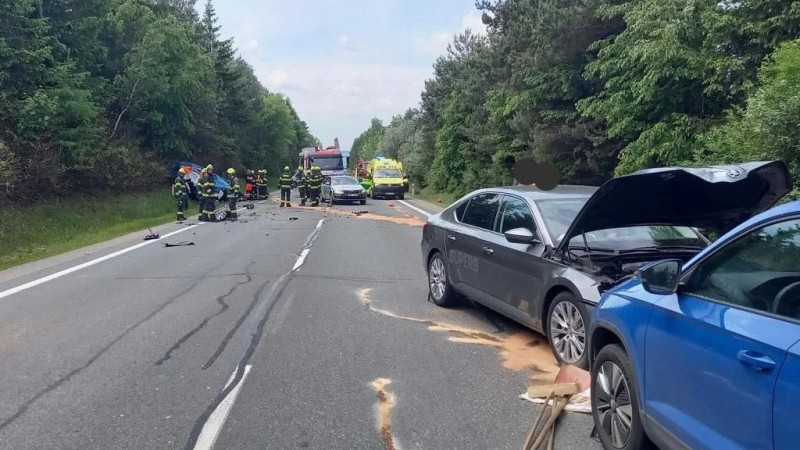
351, 0, 800, 198
0, 0, 316, 205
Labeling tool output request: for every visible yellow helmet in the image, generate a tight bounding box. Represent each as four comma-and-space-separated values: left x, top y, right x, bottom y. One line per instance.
284, 166, 290, 171
206, 164, 214, 172
227, 168, 236, 176
178, 168, 186, 175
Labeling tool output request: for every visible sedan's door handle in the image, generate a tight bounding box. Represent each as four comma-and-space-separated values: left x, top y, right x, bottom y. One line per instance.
482, 247, 494, 255
737, 350, 776, 371
447, 235, 457, 242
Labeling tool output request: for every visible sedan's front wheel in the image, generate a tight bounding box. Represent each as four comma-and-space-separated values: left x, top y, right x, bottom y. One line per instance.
428, 253, 457, 307
547, 292, 589, 369
591, 344, 652, 450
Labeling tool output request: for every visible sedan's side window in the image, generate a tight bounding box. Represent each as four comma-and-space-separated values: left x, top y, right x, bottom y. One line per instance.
461, 193, 501, 230
683, 218, 800, 321
455, 200, 469, 222
497, 196, 536, 234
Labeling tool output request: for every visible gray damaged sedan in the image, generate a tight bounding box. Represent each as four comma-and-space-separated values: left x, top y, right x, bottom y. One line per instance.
421, 161, 791, 369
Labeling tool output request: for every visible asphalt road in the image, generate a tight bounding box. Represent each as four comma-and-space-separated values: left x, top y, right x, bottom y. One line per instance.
0, 193, 602, 450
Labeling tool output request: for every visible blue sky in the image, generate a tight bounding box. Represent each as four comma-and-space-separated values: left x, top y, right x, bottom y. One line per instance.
208, 0, 485, 151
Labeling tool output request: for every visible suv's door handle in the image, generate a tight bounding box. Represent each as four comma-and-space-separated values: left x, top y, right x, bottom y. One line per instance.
447, 235, 456, 242
483, 247, 494, 255
737, 350, 776, 371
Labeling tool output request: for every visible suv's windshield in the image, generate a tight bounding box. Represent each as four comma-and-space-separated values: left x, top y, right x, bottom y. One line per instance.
375, 169, 401, 178
332, 176, 359, 185
536, 199, 707, 250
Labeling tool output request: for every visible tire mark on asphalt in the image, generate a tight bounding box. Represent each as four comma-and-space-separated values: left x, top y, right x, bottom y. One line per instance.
200, 217, 326, 371
0, 264, 220, 431
184, 213, 328, 449
155, 272, 253, 366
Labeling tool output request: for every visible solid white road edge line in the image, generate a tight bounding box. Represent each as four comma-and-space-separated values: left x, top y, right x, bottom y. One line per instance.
316, 218, 324, 230
193, 365, 253, 450
0, 224, 200, 301
398, 200, 431, 218
292, 248, 311, 272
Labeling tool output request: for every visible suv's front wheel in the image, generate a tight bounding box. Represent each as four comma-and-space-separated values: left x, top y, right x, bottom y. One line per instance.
591, 344, 652, 450
547, 292, 589, 369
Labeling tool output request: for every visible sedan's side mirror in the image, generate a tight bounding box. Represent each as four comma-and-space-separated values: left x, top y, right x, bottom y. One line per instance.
639, 259, 682, 295
504, 227, 540, 245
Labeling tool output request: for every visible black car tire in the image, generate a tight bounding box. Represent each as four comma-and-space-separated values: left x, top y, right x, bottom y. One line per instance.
428, 252, 458, 307
360, 200, 366, 205
591, 344, 653, 450
398, 193, 405, 200
547, 292, 589, 369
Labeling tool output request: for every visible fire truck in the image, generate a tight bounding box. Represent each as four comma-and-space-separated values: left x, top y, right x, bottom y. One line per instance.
299, 138, 346, 177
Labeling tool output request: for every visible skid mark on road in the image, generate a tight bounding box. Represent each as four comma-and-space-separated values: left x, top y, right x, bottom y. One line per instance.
371, 378, 399, 450
155, 272, 253, 366
358, 289, 559, 376
0, 264, 221, 431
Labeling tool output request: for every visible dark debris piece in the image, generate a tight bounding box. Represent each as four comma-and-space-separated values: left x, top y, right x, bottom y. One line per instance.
163, 241, 195, 248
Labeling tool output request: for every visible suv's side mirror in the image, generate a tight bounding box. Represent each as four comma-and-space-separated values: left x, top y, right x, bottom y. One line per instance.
504, 227, 541, 245
639, 259, 682, 295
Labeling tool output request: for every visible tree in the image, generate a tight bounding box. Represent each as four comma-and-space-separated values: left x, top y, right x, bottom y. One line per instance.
115, 16, 216, 158
579, 0, 800, 175
350, 118, 386, 165
702, 38, 800, 198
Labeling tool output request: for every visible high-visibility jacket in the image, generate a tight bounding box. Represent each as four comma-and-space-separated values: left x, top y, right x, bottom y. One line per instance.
228, 176, 240, 198
297, 172, 308, 189
199, 174, 215, 198
308, 171, 323, 189
173, 177, 187, 197
279, 172, 292, 189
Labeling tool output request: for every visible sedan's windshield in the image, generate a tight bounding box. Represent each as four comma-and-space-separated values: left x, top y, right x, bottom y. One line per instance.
536, 199, 707, 250
332, 176, 359, 186
375, 169, 401, 178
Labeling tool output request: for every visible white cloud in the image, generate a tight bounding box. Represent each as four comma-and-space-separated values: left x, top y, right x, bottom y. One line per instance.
413, 32, 453, 58
253, 58, 430, 148
246, 39, 259, 50
338, 34, 352, 46
462, 10, 486, 35
266, 69, 289, 87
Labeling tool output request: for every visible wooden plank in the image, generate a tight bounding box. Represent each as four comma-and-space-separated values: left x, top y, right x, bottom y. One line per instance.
527, 383, 578, 399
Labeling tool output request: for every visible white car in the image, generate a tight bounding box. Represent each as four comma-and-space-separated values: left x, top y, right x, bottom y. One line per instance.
321, 176, 367, 205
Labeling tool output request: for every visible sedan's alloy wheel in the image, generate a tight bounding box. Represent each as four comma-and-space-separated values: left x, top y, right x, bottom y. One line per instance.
550, 300, 586, 364
429, 257, 446, 301
595, 361, 633, 449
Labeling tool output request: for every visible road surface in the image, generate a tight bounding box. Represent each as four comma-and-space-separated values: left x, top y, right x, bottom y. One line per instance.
0, 194, 601, 450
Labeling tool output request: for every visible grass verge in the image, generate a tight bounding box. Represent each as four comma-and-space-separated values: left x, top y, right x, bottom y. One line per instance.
0, 191, 180, 271
409, 187, 456, 207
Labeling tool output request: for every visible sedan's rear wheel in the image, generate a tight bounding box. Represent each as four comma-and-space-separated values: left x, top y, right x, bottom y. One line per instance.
428, 253, 457, 307
591, 344, 652, 450
547, 292, 588, 369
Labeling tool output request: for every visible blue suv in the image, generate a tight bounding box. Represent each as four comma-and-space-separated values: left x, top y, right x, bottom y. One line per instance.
589, 199, 800, 450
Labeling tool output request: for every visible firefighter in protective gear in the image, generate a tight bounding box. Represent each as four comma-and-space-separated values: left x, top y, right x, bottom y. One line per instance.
279, 166, 293, 207
308, 165, 323, 207
256, 169, 268, 199
173, 168, 189, 222
244, 169, 256, 200
298, 168, 309, 206
198, 168, 207, 216
199, 165, 217, 221
226, 168, 240, 220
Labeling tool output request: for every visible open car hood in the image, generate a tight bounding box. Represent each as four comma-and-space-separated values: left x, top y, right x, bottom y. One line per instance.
556, 161, 792, 252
